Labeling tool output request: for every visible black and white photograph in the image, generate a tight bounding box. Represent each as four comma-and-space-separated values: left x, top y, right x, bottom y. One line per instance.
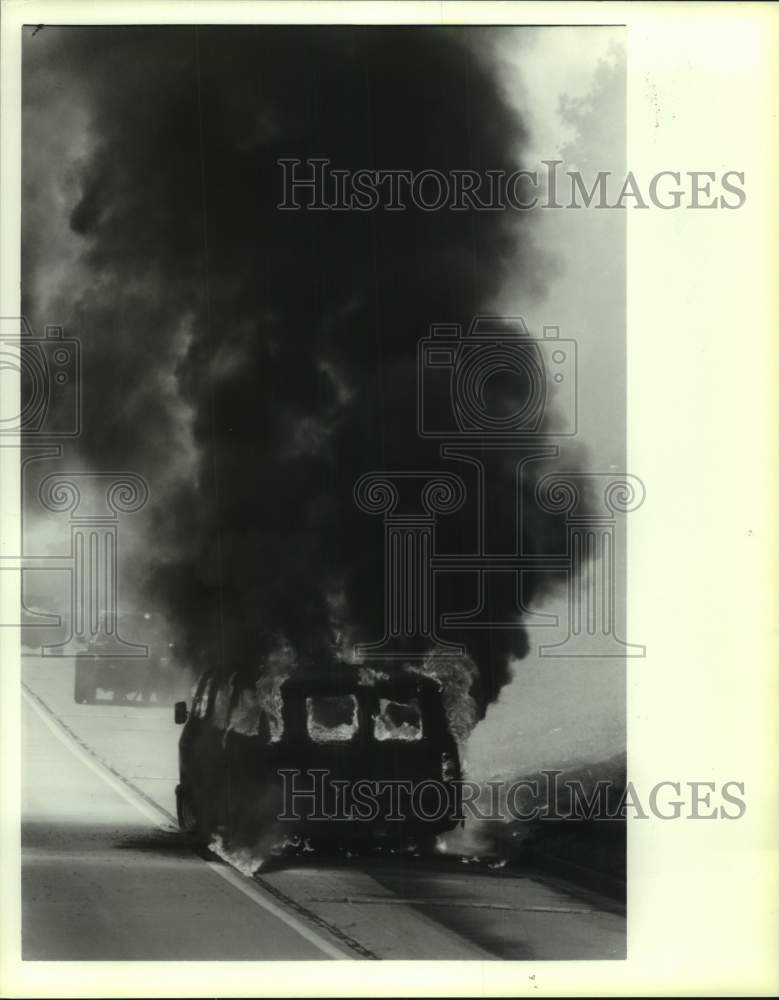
0, 1, 777, 996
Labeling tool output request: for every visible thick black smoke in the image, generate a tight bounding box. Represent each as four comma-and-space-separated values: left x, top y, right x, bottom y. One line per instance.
23, 27, 572, 714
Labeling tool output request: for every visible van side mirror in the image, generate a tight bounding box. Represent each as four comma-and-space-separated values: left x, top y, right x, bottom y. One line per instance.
174, 701, 188, 725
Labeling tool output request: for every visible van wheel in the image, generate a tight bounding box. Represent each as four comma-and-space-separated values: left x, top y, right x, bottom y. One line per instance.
176, 784, 199, 835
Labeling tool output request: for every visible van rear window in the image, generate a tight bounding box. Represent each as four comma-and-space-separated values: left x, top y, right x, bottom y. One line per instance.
306, 694, 359, 743
373, 698, 423, 742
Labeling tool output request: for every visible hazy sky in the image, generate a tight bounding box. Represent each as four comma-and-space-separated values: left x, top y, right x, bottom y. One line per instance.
468, 27, 627, 778
495, 26, 627, 469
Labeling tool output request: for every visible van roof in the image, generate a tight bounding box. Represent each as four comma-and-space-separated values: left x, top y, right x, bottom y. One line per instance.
280, 666, 440, 699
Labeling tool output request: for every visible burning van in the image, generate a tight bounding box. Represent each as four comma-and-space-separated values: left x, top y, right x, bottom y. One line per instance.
174, 665, 463, 853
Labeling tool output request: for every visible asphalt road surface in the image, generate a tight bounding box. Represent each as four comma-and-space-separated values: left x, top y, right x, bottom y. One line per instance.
21, 658, 626, 960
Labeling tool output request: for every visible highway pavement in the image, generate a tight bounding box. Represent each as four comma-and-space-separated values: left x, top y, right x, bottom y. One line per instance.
21, 658, 626, 961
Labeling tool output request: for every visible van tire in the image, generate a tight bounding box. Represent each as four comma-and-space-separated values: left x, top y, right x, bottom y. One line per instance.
176, 784, 199, 836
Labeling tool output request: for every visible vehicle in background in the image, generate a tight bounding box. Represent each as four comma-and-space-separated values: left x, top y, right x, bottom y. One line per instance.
73, 611, 179, 706
174, 666, 463, 853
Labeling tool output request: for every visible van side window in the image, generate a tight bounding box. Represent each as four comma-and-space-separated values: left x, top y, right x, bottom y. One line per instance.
192, 677, 214, 720
212, 681, 231, 729
227, 683, 271, 742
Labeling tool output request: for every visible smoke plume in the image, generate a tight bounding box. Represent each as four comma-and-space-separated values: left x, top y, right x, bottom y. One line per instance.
23, 26, 574, 717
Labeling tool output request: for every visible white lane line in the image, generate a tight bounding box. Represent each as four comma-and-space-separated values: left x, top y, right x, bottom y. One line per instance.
308, 896, 597, 913
23, 687, 173, 830
202, 861, 348, 960
21, 688, 352, 961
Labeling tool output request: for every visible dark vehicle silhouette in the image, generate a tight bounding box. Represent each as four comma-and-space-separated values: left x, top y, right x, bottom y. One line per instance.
73, 612, 177, 705
174, 667, 463, 852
